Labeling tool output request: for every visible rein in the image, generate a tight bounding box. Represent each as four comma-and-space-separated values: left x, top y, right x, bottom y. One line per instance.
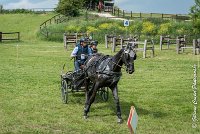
112, 52, 128, 71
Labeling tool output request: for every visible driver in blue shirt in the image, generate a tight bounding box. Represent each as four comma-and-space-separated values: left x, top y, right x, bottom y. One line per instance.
71, 38, 92, 71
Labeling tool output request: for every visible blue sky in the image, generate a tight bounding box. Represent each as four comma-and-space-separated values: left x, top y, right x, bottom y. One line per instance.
0, 0, 195, 14
0, 0, 58, 9
115, 0, 195, 14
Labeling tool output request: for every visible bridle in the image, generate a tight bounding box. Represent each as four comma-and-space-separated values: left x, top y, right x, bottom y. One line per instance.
112, 49, 135, 71
111, 55, 126, 70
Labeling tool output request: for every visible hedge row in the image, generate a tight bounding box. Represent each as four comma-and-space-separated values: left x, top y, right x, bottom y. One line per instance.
38, 16, 194, 43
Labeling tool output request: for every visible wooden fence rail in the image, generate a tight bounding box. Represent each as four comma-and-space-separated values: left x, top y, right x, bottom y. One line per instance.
40, 14, 68, 30
177, 38, 200, 55
105, 34, 140, 52
160, 35, 186, 50
39, 14, 69, 38
63, 32, 91, 49
129, 39, 155, 58
112, 8, 190, 21
0, 32, 20, 42
159, 35, 200, 55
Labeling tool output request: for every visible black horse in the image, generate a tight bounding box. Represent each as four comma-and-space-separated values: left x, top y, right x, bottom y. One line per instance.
83, 44, 137, 123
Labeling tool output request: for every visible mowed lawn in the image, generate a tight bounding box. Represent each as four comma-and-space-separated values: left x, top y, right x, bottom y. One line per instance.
0, 14, 200, 134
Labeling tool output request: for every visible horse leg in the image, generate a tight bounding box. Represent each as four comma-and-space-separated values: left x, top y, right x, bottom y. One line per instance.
84, 82, 99, 119
110, 85, 123, 123
84, 79, 92, 118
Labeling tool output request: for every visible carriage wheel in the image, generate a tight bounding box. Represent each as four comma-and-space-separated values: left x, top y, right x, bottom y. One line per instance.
100, 87, 109, 102
61, 78, 68, 104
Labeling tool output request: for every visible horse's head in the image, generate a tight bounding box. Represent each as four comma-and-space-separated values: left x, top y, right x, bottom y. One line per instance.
122, 44, 137, 74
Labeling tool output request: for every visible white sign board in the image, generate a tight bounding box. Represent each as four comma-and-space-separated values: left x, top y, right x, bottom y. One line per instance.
124, 20, 129, 27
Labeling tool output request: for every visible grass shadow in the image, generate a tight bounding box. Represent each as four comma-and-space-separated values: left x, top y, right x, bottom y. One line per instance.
92, 99, 168, 119
65, 89, 168, 120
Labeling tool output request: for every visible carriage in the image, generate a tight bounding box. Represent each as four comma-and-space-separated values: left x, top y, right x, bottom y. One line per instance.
60, 66, 109, 104
60, 42, 137, 123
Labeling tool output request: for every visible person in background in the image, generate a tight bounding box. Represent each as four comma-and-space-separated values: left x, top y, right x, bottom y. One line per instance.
90, 41, 98, 54
71, 38, 92, 71
98, 0, 103, 12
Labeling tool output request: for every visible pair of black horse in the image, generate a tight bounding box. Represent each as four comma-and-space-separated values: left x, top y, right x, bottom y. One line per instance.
78, 44, 137, 123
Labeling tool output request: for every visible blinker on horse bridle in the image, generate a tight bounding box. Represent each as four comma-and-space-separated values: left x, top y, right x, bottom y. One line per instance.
111, 49, 134, 71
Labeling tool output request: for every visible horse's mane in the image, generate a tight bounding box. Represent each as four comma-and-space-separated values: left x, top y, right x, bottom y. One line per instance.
112, 48, 124, 61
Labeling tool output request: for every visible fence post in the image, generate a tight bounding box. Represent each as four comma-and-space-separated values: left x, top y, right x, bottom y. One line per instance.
112, 7, 114, 15
176, 39, 180, 54
0, 5, 3, 14
150, 13, 152, 18
131, 11, 132, 19
151, 39, 155, 57
167, 36, 170, 49
162, 13, 164, 19
112, 7, 113, 14
105, 34, 108, 48
113, 8, 115, 16
123, 10, 125, 18
63, 33, 67, 49
198, 39, 200, 54
193, 39, 196, 55
143, 40, 147, 58
160, 35, 163, 50
18, 32, 20, 41
0, 32, 2, 42
120, 37, 123, 49
112, 37, 116, 52
75, 33, 78, 44
118, 8, 119, 17
54, 16, 56, 23
140, 12, 142, 20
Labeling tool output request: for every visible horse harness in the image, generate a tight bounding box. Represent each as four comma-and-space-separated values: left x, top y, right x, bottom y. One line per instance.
93, 55, 122, 84
74, 52, 128, 86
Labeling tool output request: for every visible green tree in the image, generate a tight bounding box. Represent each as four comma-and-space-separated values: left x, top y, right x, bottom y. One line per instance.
56, 0, 84, 17
84, 0, 98, 10
190, 0, 200, 33
0, 5, 3, 13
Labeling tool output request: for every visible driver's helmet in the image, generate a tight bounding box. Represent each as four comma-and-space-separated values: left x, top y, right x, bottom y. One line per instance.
80, 38, 87, 43
80, 37, 90, 45
90, 41, 98, 46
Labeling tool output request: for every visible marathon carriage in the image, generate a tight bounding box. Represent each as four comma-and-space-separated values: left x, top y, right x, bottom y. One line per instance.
60, 37, 109, 104
60, 38, 137, 123
60, 67, 109, 104
61, 35, 109, 104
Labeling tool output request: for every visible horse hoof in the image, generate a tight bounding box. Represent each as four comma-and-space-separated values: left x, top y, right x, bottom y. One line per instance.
117, 118, 123, 124
83, 116, 88, 120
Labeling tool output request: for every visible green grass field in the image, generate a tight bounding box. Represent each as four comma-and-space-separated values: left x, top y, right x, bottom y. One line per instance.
0, 13, 200, 134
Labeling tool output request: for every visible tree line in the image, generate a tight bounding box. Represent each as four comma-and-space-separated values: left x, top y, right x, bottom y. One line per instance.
56, 0, 112, 16
190, 0, 200, 34
56, 0, 200, 34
